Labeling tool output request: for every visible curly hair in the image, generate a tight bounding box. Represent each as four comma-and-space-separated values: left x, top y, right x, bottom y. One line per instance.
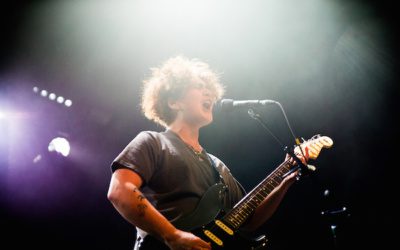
141, 56, 225, 127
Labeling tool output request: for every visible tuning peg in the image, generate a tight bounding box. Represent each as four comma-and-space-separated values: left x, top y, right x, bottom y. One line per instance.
312, 134, 321, 139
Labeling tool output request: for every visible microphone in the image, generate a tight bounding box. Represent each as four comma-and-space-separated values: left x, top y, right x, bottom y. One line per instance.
219, 99, 278, 112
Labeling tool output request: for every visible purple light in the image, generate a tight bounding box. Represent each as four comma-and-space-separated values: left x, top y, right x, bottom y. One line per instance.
48, 137, 70, 157
56, 96, 65, 104
49, 93, 56, 100
64, 99, 72, 107
40, 89, 48, 97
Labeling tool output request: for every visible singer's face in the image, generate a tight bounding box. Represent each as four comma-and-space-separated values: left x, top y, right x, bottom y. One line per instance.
178, 86, 216, 127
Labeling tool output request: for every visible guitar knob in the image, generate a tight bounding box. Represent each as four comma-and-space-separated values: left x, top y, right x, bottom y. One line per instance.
307, 164, 316, 171
295, 172, 302, 181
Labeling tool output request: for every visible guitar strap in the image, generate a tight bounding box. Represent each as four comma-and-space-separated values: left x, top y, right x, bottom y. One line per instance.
136, 153, 247, 249
206, 152, 246, 199
205, 151, 227, 186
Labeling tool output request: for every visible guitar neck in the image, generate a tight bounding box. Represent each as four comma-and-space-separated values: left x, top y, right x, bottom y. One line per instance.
222, 160, 293, 230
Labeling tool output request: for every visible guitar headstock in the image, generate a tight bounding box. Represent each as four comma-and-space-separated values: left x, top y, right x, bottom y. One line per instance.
295, 135, 333, 161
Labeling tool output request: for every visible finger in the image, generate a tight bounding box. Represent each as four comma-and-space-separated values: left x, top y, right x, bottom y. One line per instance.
194, 238, 211, 249
192, 246, 210, 250
191, 245, 210, 250
285, 172, 296, 181
283, 171, 298, 184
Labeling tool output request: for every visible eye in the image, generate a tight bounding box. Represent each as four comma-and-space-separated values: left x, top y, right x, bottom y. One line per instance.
202, 89, 212, 96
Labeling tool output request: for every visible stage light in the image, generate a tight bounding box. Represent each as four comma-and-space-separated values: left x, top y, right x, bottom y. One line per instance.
31, 87, 72, 108
48, 137, 70, 157
0, 111, 5, 119
49, 93, 56, 100
64, 99, 72, 107
56, 96, 65, 103
40, 90, 48, 97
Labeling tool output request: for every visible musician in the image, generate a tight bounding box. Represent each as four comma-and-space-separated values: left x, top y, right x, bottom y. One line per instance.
107, 56, 300, 250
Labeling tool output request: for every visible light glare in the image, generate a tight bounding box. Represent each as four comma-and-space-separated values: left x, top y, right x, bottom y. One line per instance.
48, 137, 70, 157
49, 93, 56, 100
40, 90, 48, 97
57, 96, 65, 103
64, 99, 72, 107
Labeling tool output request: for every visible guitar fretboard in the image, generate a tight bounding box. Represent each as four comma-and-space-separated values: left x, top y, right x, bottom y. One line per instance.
223, 160, 293, 230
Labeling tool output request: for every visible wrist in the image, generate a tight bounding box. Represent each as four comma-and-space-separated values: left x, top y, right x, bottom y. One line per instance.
160, 225, 179, 242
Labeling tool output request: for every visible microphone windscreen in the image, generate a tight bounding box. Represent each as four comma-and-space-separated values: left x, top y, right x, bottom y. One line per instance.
219, 99, 234, 112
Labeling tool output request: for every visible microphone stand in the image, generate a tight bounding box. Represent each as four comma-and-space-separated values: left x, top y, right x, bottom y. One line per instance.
248, 103, 348, 249
247, 107, 312, 178
321, 190, 351, 249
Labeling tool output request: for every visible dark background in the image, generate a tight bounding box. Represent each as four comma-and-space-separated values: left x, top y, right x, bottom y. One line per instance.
0, 0, 398, 249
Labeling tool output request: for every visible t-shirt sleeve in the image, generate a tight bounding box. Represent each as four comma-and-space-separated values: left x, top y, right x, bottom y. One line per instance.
110, 131, 160, 185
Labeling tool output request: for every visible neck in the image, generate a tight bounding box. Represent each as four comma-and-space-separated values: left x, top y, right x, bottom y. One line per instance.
168, 121, 201, 150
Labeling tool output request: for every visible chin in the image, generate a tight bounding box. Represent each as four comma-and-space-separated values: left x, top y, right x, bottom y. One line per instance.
201, 115, 213, 127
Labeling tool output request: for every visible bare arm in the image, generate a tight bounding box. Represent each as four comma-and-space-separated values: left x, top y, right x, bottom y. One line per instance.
243, 154, 304, 231
242, 171, 297, 231
107, 168, 210, 250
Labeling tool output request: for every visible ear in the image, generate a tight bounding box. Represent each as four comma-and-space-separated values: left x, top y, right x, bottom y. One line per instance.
168, 98, 182, 111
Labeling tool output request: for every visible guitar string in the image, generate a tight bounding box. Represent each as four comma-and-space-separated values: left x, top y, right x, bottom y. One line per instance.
220, 139, 324, 228
226, 159, 293, 227
229, 139, 322, 226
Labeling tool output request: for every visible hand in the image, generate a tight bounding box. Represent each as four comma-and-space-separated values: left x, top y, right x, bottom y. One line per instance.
164, 229, 211, 250
281, 170, 298, 187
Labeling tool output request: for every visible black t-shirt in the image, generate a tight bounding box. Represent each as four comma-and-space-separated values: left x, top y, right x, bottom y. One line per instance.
111, 129, 245, 224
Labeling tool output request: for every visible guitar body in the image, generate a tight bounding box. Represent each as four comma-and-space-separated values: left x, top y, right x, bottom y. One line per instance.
191, 219, 268, 250
140, 183, 268, 250
190, 220, 268, 250
177, 183, 268, 249
139, 230, 267, 250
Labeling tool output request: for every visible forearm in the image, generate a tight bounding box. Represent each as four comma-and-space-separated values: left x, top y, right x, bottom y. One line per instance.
243, 178, 294, 231
108, 183, 177, 241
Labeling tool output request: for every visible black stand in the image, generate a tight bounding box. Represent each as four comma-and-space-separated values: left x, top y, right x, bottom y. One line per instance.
248, 103, 347, 249
247, 108, 312, 178
321, 193, 351, 249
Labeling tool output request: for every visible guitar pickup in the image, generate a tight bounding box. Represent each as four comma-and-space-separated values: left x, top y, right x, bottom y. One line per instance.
215, 220, 234, 235
204, 230, 223, 246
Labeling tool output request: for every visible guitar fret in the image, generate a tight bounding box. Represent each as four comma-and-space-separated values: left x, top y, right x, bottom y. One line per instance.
245, 201, 257, 210
223, 160, 294, 230
272, 177, 281, 186
240, 210, 250, 218
255, 193, 263, 200
239, 207, 251, 217
263, 185, 273, 193
266, 182, 275, 190
235, 213, 246, 223
269, 178, 279, 186
259, 189, 268, 196
219, 137, 333, 231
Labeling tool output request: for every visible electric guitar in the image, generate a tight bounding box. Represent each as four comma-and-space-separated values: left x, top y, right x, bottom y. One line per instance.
142, 135, 333, 249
